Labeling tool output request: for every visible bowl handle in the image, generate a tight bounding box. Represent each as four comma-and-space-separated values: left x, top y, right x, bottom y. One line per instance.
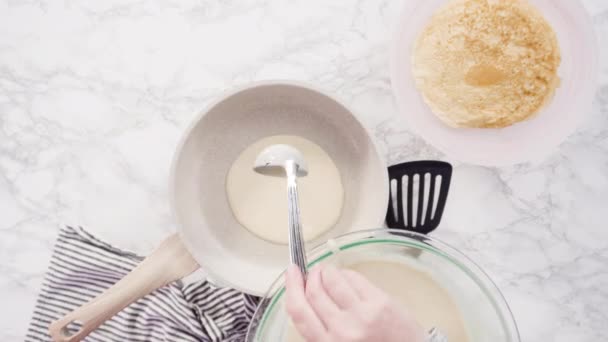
48, 234, 199, 342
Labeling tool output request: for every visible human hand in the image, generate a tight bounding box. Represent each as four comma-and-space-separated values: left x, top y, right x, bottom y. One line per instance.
285, 264, 426, 342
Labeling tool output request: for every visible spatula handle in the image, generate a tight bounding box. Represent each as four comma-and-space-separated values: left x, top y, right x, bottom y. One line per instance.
48, 234, 199, 342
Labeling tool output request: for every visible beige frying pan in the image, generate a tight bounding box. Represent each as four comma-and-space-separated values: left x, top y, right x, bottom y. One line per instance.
49, 81, 389, 341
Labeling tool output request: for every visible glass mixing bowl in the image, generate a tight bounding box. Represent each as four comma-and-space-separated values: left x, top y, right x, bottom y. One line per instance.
246, 229, 520, 341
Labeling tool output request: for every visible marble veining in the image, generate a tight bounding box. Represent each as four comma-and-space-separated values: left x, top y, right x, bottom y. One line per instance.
1, 0, 607, 341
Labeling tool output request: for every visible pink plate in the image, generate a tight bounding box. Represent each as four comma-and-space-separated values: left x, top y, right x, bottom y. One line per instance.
390, 0, 598, 166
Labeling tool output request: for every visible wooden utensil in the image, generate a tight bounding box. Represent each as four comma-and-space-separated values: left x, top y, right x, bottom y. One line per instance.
48, 235, 199, 342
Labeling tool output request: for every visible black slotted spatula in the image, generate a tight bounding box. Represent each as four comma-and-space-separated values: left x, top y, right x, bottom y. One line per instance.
386, 161, 452, 234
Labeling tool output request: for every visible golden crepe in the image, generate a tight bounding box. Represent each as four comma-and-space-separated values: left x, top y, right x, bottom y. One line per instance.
412, 0, 561, 128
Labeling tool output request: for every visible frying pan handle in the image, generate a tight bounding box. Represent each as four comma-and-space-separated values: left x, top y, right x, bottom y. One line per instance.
48, 234, 199, 342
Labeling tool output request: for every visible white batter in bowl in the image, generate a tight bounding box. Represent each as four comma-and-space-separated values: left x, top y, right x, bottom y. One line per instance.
247, 229, 520, 342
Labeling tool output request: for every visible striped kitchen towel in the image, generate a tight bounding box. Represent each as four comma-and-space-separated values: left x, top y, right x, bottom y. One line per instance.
26, 226, 260, 342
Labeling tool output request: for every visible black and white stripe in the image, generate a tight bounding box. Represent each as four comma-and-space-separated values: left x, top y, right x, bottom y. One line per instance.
26, 226, 260, 342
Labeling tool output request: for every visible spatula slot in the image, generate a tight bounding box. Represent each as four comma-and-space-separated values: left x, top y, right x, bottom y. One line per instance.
431, 175, 442, 220
421, 172, 431, 226
390, 178, 399, 222
411, 174, 419, 228
401, 175, 409, 226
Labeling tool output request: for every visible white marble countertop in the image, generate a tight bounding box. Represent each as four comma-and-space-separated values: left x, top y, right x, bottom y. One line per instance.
1, 0, 607, 341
